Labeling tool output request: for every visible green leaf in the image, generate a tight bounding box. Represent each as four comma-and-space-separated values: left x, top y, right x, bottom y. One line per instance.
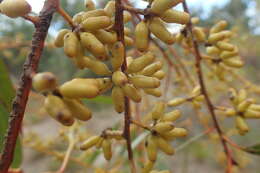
0, 59, 22, 168
85, 96, 113, 105
0, 59, 15, 110
244, 143, 260, 155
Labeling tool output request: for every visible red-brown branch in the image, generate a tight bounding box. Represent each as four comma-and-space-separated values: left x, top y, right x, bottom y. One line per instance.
114, 0, 136, 172
0, 0, 59, 172
182, 1, 236, 172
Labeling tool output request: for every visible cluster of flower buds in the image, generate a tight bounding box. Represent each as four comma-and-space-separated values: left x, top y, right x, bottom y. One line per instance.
32, 72, 94, 126
205, 20, 243, 78
80, 130, 123, 161
135, 0, 190, 51
224, 88, 260, 135
112, 52, 165, 112
168, 85, 204, 109
142, 102, 187, 172
0, 0, 31, 18
54, 0, 133, 62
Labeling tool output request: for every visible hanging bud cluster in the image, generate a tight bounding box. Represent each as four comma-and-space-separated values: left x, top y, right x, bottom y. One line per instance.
135, 0, 190, 51
205, 20, 243, 79
112, 52, 165, 113
80, 129, 123, 161
224, 88, 260, 135
142, 102, 187, 173
168, 85, 204, 109
32, 72, 93, 126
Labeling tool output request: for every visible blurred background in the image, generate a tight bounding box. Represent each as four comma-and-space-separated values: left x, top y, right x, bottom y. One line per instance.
1, 0, 260, 172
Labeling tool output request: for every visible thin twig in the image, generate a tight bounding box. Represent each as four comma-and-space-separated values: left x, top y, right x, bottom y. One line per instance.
131, 119, 151, 131
0, 0, 59, 172
57, 7, 75, 28
182, 1, 236, 172
22, 15, 40, 25
114, 0, 136, 172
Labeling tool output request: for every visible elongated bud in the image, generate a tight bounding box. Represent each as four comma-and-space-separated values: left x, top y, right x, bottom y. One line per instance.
144, 88, 162, 97
44, 95, 74, 126
81, 16, 111, 31
0, 0, 31, 18
148, 17, 175, 44
141, 61, 163, 76
63, 99, 92, 121
244, 109, 260, 119
80, 32, 107, 60
206, 46, 220, 56
249, 104, 260, 112
102, 139, 112, 161
81, 56, 112, 75
111, 41, 125, 71
122, 84, 142, 102
169, 128, 187, 137
112, 87, 125, 113
237, 99, 254, 113
235, 116, 249, 135
81, 9, 107, 21
161, 110, 181, 122
193, 27, 206, 42
151, 0, 183, 15
146, 135, 158, 162
54, 29, 70, 48
85, 0, 95, 11
217, 41, 235, 51
224, 108, 236, 117
105, 130, 123, 140
168, 98, 186, 107
152, 70, 165, 80
210, 20, 228, 34
154, 122, 174, 133
94, 29, 117, 44
112, 71, 128, 86
160, 9, 190, 24
155, 136, 175, 155
222, 58, 244, 68
135, 21, 149, 52
220, 47, 239, 59
59, 78, 100, 99
32, 72, 57, 92
127, 52, 155, 74
151, 102, 166, 120
104, 0, 115, 17
208, 31, 232, 44
64, 32, 79, 58
80, 136, 101, 150
130, 75, 160, 89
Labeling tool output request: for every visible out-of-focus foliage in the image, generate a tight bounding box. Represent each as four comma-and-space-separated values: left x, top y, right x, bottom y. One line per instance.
0, 59, 22, 168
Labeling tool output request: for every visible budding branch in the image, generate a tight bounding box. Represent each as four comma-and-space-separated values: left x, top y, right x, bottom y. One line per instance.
182, 1, 236, 172
0, 0, 59, 172
114, 0, 136, 172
